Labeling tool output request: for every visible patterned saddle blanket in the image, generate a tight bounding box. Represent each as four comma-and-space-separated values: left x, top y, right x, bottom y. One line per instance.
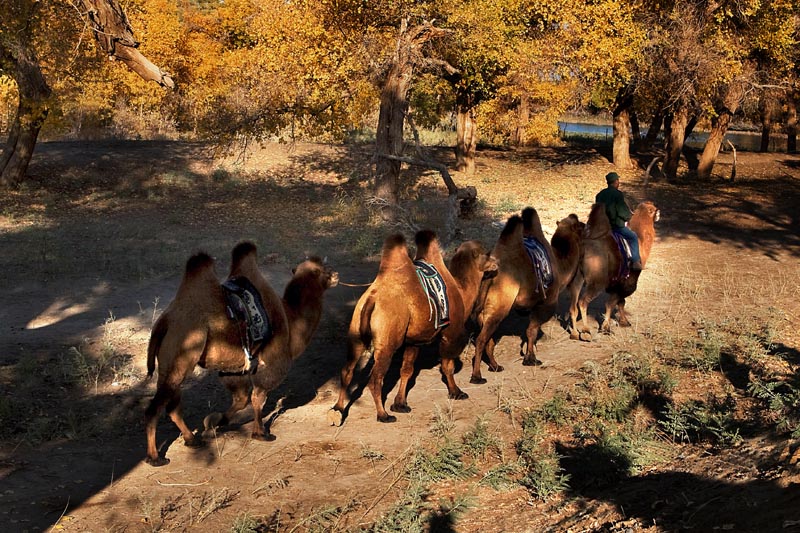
523, 236, 553, 292
221, 276, 271, 374
413, 260, 450, 330
611, 230, 632, 280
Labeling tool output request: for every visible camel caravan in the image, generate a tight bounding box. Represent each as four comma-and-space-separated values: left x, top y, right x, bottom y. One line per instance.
144, 198, 659, 463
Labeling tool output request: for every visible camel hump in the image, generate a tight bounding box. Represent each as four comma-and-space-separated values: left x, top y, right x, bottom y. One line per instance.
378, 233, 410, 270
414, 229, 441, 260
521, 207, 538, 231
185, 252, 215, 278
585, 203, 611, 239
499, 215, 523, 241
231, 241, 258, 266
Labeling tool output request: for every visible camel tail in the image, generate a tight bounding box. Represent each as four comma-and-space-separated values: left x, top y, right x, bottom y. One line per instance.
358, 296, 376, 343
146, 314, 169, 378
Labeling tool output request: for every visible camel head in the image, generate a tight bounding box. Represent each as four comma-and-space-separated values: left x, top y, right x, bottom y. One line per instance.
452, 240, 499, 280
292, 256, 339, 290
636, 201, 660, 222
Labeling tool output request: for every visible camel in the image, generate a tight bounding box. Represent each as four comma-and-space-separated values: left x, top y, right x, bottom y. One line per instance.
329, 230, 498, 425
568, 201, 660, 340
144, 241, 338, 466
470, 208, 584, 384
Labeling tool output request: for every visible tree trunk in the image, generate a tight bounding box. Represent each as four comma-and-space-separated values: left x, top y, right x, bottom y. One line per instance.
697, 81, 745, 179
612, 90, 634, 169
787, 93, 797, 153
373, 20, 449, 219
374, 60, 411, 217
513, 96, 529, 146
1, 0, 174, 188
643, 111, 664, 149
630, 109, 641, 150
0, 13, 51, 187
663, 108, 688, 180
760, 95, 773, 152
455, 99, 477, 175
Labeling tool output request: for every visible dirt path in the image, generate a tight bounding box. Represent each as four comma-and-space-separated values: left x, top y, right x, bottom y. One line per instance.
1, 141, 799, 532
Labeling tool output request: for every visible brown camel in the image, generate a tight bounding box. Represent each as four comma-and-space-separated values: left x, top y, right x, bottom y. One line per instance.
470, 208, 584, 384
568, 201, 660, 340
144, 241, 338, 466
329, 230, 498, 425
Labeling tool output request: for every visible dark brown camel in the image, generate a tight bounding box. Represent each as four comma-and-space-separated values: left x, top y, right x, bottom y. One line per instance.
329, 230, 498, 425
568, 201, 660, 340
470, 208, 584, 383
144, 241, 338, 466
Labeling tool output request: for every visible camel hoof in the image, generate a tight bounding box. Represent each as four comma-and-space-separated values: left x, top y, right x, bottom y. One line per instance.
488, 365, 504, 372
449, 390, 469, 400
470, 376, 487, 385
203, 412, 224, 430
619, 320, 631, 328
390, 404, 411, 414
377, 414, 397, 423
522, 358, 542, 367
327, 409, 344, 427
252, 432, 277, 442
145, 456, 170, 467
578, 331, 593, 342
183, 435, 204, 448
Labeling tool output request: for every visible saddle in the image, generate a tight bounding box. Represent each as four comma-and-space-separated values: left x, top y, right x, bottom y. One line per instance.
220, 276, 271, 375
610, 230, 632, 280
413, 260, 450, 330
523, 236, 553, 294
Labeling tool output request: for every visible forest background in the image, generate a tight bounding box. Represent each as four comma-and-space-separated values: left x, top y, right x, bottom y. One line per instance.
2, 0, 799, 194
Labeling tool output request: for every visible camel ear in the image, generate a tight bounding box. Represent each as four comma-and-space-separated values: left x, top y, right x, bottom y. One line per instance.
292, 267, 297, 275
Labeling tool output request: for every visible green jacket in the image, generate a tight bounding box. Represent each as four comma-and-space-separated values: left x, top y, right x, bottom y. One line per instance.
595, 186, 632, 229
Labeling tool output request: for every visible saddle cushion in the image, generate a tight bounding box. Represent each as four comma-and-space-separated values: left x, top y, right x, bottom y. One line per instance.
221, 276, 272, 366
522, 236, 554, 291
413, 260, 450, 330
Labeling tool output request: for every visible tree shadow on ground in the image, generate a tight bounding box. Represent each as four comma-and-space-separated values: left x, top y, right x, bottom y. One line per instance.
559, 446, 800, 531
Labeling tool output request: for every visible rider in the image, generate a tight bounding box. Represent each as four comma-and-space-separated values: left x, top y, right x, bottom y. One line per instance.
595, 172, 642, 270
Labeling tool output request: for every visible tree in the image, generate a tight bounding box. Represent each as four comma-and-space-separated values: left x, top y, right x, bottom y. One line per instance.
0, 0, 173, 187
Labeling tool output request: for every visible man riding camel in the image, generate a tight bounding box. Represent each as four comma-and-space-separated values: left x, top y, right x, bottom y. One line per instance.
595, 172, 643, 271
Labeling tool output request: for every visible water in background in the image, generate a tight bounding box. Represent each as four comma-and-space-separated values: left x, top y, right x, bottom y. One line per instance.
558, 121, 789, 152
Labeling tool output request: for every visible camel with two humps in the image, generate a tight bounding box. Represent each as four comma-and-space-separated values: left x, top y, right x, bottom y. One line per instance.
568, 201, 660, 340
469, 208, 584, 383
144, 241, 338, 466
329, 230, 498, 425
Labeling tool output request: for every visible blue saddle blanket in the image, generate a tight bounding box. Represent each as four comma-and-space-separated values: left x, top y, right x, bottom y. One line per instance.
523, 236, 553, 291
413, 260, 450, 330
221, 276, 271, 370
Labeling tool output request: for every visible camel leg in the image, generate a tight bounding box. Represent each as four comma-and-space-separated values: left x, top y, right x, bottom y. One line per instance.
439, 334, 468, 400
144, 384, 175, 467
206, 376, 252, 429
391, 346, 418, 413
617, 297, 631, 327
567, 272, 585, 340
472, 310, 508, 384
523, 303, 555, 366
369, 345, 398, 423
600, 293, 622, 334
577, 284, 604, 342
165, 391, 202, 448
249, 386, 275, 441
329, 333, 367, 426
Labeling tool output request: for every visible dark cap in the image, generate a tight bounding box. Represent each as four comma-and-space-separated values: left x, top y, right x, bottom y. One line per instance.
606, 172, 620, 184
